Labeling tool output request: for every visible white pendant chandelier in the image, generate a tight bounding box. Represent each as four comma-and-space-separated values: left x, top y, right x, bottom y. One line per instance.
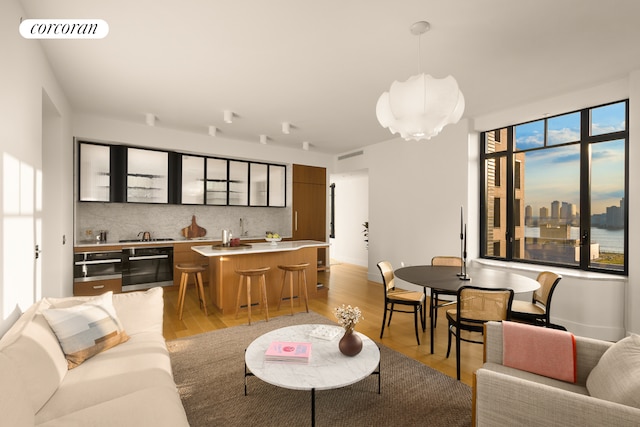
376, 21, 465, 141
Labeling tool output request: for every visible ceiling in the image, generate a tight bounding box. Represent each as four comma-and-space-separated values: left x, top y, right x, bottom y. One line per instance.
19, 0, 640, 155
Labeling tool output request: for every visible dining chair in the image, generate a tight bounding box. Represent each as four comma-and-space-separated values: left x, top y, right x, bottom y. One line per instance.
430, 256, 463, 324
446, 286, 514, 380
377, 261, 425, 345
511, 271, 563, 329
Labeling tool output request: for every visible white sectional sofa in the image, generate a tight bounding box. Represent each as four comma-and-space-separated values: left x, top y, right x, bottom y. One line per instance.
0, 287, 189, 427
474, 321, 640, 426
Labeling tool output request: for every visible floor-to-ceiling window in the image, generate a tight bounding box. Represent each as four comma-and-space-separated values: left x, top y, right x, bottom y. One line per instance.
480, 100, 628, 274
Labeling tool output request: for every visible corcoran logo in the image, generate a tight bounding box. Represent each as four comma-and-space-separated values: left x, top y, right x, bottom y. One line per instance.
19, 19, 109, 39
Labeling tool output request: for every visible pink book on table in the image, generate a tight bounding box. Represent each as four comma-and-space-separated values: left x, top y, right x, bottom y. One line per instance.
265, 341, 312, 360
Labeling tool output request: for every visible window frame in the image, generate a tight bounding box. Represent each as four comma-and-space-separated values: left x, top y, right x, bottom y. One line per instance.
480, 100, 629, 276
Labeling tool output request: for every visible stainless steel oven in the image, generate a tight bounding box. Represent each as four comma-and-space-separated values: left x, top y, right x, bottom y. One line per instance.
121, 246, 173, 291
74, 250, 123, 282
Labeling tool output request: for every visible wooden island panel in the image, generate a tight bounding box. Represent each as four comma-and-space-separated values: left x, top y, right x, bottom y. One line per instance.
207, 247, 318, 314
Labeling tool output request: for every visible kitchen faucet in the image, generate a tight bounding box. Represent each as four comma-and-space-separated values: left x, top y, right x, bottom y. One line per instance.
138, 231, 151, 241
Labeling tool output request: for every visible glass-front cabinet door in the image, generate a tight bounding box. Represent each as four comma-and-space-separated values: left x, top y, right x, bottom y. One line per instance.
78, 141, 286, 207
249, 163, 268, 206
127, 148, 168, 203
206, 158, 228, 205
79, 143, 110, 201
181, 155, 204, 204
269, 164, 286, 207
228, 160, 248, 206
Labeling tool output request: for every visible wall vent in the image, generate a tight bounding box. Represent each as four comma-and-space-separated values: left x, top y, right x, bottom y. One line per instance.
338, 150, 364, 161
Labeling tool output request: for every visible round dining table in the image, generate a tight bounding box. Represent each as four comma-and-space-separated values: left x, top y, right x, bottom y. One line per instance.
394, 265, 540, 354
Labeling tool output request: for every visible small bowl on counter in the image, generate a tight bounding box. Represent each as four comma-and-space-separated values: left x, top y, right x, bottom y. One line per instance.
265, 237, 282, 245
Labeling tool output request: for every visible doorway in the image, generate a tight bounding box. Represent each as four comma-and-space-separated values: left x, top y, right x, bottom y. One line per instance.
329, 170, 369, 267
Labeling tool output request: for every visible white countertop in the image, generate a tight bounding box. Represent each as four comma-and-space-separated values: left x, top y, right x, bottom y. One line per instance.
191, 240, 328, 257
74, 236, 285, 248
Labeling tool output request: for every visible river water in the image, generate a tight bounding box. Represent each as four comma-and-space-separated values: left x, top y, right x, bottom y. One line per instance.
524, 226, 624, 253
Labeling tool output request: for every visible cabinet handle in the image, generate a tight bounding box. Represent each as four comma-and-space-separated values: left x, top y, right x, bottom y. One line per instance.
295, 211, 298, 231
75, 259, 121, 265
128, 255, 168, 261
92, 285, 105, 290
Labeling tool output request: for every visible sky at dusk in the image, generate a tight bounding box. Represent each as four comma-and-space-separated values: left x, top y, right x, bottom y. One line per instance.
515, 102, 625, 216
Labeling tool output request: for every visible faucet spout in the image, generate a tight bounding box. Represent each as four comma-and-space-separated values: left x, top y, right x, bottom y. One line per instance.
240, 218, 247, 236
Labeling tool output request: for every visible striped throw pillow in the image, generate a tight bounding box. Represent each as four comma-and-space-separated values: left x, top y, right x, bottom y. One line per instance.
42, 292, 129, 369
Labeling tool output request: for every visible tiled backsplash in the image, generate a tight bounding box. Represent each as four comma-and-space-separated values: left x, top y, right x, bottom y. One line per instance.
76, 202, 292, 244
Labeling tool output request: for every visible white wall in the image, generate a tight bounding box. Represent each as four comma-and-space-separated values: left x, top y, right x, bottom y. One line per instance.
329, 171, 368, 266
627, 69, 640, 336
0, 0, 73, 334
335, 119, 470, 280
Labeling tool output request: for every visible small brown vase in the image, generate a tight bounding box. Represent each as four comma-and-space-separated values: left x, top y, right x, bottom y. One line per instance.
338, 328, 363, 356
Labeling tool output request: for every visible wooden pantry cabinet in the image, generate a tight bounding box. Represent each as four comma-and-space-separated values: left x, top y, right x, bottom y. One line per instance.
292, 164, 328, 272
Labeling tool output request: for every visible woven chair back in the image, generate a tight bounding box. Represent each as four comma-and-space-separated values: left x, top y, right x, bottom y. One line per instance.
533, 271, 561, 307
431, 256, 463, 267
458, 287, 513, 323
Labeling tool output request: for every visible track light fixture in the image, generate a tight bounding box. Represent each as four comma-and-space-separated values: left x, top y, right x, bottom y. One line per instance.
282, 122, 291, 134
145, 113, 156, 126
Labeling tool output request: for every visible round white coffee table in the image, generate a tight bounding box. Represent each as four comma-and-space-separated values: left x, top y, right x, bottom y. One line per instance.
244, 324, 380, 426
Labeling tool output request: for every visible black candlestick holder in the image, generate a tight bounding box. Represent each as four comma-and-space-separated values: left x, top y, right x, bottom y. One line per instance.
459, 249, 470, 280
456, 232, 465, 277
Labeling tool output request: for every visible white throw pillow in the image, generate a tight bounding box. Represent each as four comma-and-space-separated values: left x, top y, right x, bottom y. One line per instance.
112, 287, 164, 335
42, 292, 129, 369
586, 334, 640, 409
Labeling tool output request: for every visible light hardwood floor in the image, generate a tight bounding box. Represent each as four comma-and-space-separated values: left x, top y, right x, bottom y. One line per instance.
162, 261, 484, 386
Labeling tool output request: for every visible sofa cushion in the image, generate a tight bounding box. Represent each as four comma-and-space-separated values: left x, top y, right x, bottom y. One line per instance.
0, 352, 35, 425
41, 292, 129, 369
36, 332, 175, 423
482, 362, 589, 395
0, 300, 68, 413
36, 385, 189, 427
586, 334, 640, 409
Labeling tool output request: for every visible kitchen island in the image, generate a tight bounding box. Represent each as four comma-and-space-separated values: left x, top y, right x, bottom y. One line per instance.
192, 240, 329, 314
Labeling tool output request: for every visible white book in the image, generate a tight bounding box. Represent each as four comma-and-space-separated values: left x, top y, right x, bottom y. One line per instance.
309, 325, 342, 341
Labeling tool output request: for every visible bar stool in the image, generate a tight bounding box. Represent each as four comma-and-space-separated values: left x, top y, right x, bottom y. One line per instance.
176, 264, 208, 320
277, 263, 310, 315
235, 267, 270, 325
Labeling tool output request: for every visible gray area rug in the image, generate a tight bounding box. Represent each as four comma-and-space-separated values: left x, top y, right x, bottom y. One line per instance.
167, 312, 471, 426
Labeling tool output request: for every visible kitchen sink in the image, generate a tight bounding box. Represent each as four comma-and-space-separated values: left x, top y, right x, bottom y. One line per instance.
211, 244, 252, 250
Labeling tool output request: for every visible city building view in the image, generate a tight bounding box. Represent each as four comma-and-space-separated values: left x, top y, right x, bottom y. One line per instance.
483, 102, 626, 272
